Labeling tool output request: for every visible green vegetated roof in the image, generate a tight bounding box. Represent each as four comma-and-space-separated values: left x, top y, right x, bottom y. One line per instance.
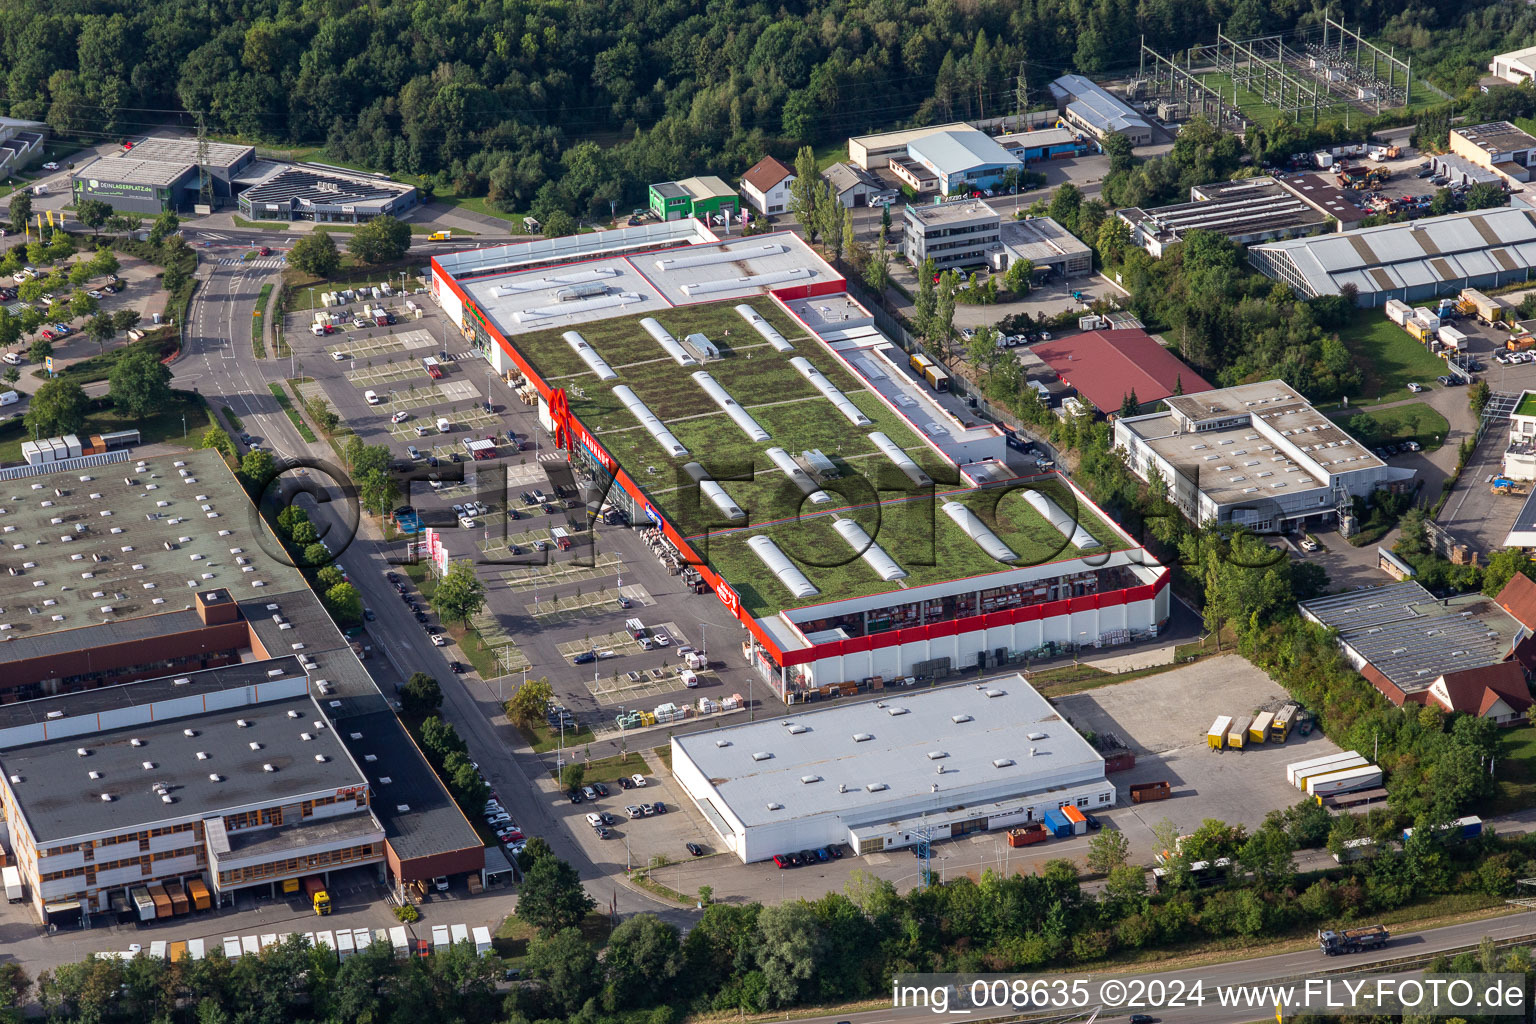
1517, 392, 1536, 419
512, 298, 1126, 617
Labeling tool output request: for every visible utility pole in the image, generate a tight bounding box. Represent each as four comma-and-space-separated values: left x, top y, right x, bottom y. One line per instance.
196, 117, 213, 211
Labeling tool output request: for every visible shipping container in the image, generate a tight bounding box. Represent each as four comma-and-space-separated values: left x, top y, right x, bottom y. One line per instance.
1287, 750, 1364, 786
1248, 712, 1274, 744
259, 933, 279, 951
186, 939, 205, 961
432, 924, 451, 954
1129, 780, 1171, 803
187, 878, 211, 911
1042, 806, 1073, 836
1293, 755, 1369, 790
149, 941, 167, 961
2, 865, 21, 902
1384, 299, 1411, 326
473, 926, 492, 956
1207, 715, 1233, 749
336, 930, 355, 960
316, 931, 336, 958
1402, 815, 1482, 841
353, 928, 370, 953
390, 926, 410, 958
1461, 288, 1502, 322
1411, 308, 1441, 331
1008, 823, 1050, 846
1226, 715, 1252, 750
240, 935, 260, 958
1306, 764, 1383, 796
147, 883, 172, 919
222, 937, 241, 960
164, 879, 189, 915
1060, 804, 1088, 835
132, 887, 156, 922
1438, 326, 1467, 350
451, 923, 469, 948
169, 941, 188, 962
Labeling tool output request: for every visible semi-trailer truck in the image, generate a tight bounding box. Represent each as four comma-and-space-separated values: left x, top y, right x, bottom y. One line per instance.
304, 876, 332, 915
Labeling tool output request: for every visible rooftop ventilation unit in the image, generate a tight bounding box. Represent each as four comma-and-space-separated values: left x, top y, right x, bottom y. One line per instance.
209, 773, 222, 782
869, 431, 932, 486
746, 535, 818, 598
236, 719, 249, 728
562, 331, 618, 380
715, 739, 731, 747
852, 733, 873, 742
886, 707, 909, 716
141, 761, 154, 770
691, 371, 769, 441
287, 710, 300, 719
1023, 490, 1102, 550
926, 751, 948, 760
984, 688, 1005, 698
248, 742, 261, 751
766, 802, 783, 810
866, 782, 888, 792
88, 771, 101, 780
396, 803, 410, 812
76, 747, 89, 757
612, 385, 688, 458
832, 517, 906, 581
800, 775, 821, 784
100, 793, 113, 802
639, 317, 698, 366
735, 304, 795, 352
1027, 731, 1047, 741
315, 754, 328, 763
941, 501, 1018, 562
790, 357, 871, 426
786, 724, 808, 735
766, 447, 832, 504
951, 714, 973, 724
262, 764, 276, 772
161, 795, 174, 804
130, 738, 142, 747
992, 758, 1016, 768
196, 752, 208, 760
751, 751, 773, 762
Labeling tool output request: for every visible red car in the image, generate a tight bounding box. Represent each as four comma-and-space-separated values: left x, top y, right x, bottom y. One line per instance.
40, 329, 56, 341
257, 246, 271, 257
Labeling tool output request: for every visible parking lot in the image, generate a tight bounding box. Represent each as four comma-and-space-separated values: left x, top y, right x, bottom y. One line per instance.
610, 656, 1340, 903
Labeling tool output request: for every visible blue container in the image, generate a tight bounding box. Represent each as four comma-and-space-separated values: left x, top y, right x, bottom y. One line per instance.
1042, 807, 1072, 837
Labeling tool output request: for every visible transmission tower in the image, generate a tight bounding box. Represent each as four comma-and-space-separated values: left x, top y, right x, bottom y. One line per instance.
196, 118, 213, 209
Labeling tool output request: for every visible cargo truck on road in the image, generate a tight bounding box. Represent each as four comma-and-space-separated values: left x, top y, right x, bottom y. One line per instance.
304, 876, 332, 915
1319, 925, 1389, 955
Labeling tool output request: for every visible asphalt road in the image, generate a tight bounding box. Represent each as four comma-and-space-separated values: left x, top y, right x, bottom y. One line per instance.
175, 253, 690, 924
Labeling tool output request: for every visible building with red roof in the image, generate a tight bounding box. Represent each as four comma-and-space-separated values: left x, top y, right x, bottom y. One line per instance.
1032, 329, 1211, 414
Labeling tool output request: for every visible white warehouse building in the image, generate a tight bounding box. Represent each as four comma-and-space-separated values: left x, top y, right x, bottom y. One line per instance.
671, 677, 1113, 863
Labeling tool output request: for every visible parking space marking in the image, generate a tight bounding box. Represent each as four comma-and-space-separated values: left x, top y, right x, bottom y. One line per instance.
329, 336, 407, 359
347, 360, 426, 388
527, 584, 648, 624
500, 553, 622, 591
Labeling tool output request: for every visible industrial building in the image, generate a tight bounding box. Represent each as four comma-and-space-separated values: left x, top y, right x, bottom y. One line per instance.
1118, 177, 1335, 258
236, 163, 418, 223
1049, 75, 1154, 146
1276, 174, 1371, 228
1248, 205, 1536, 306
0, 116, 47, 178
0, 449, 482, 922
996, 127, 1096, 164
902, 200, 1002, 270
903, 130, 1022, 196
671, 676, 1114, 862
822, 162, 892, 208
1489, 46, 1536, 86
430, 225, 1170, 702
1300, 580, 1534, 722
1033, 329, 1211, 414
71, 137, 257, 215
648, 177, 740, 223
992, 216, 1093, 277
847, 122, 971, 171
1448, 121, 1536, 187
740, 156, 795, 216
1500, 391, 1536, 484
1114, 380, 1415, 532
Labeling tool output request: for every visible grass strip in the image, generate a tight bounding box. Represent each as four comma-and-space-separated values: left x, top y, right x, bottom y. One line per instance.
268, 381, 317, 442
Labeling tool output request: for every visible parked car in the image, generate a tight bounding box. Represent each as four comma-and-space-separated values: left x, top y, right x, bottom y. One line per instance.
686, 842, 705, 857
631, 774, 647, 788
569, 789, 584, 804
618, 777, 634, 790
625, 804, 644, 818
593, 782, 609, 797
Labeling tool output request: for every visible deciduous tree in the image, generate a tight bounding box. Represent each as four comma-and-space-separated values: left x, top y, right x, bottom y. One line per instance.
24, 377, 87, 437
431, 559, 486, 626
287, 230, 341, 277
516, 855, 595, 935
401, 672, 442, 716
107, 345, 174, 419
347, 215, 411, 264
506, 676, 553, 728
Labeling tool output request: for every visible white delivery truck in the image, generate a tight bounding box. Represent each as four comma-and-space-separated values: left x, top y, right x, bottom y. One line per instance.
436, 416, 450, 433
3, 865, 22, 902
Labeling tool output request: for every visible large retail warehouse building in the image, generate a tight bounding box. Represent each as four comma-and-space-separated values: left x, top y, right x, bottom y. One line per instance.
672, 676, 1112, 862
429, 222, 1170, 703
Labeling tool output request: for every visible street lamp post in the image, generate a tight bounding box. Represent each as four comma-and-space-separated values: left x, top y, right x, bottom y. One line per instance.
182, 413, 186, 439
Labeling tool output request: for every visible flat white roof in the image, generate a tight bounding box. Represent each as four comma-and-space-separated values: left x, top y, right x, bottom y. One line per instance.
849, 122, 971, 153
674, 676, 1104, 829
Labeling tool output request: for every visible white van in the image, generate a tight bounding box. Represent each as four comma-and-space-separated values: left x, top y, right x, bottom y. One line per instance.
365, 390, 381, 405
0, 391, 17, 406
1, 353, 20, 366
436, 417, 450, 433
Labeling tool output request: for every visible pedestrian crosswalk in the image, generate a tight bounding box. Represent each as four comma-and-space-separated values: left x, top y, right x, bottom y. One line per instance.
217, 258, 287, 268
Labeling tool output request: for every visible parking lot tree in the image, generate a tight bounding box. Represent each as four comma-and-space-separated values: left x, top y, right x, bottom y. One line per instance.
420, 714, 468, 764
287, 229, 341, 278
524, 926, 600, 1016
517, 854, 596, 935
324, 582, 363, 624
347, 215, 411, 264
74, 198, 113, 236
112, 308, 141, 335
1003, 255, 1033, 296
357, 468, 398, 519
27, 336, 51, 364
401, 671, 443, 716
3, 367, 17, 385
560, 762, 585, 790
1465, 182, 1508, 212
505, 675, 554, 729
68, 262, 92, 287
1085, 828, 1130, 874
147, 211, 180, 247
88, 249, 119, 279
24, 377, 87, 437
85, 310, 115, 353
432, 558, 487, 627
107, 346, 174, 420
7, 191, 29, 234
239, 448, 277, 488
602, 914, 683, 1011
0, 307, 18, 349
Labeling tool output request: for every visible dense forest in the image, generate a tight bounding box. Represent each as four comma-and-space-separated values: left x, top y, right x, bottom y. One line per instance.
0, 0, 1514, 222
